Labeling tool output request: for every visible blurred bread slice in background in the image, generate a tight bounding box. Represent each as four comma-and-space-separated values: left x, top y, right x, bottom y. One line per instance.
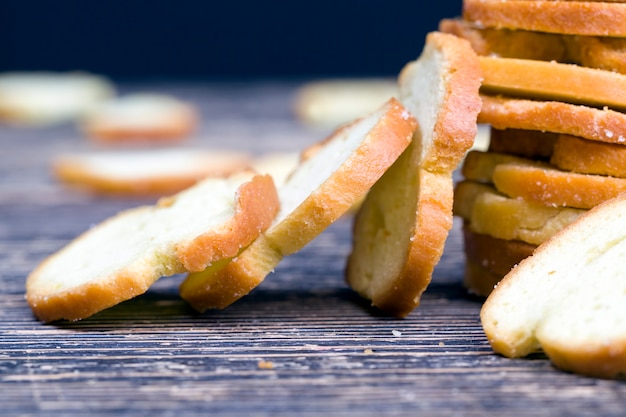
294, 78, 398, 128
79, 93, 198, 142
52, 148, 252, 196
0, 71, 114, 127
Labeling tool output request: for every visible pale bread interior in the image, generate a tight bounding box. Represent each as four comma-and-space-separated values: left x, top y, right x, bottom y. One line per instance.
481, 193, 626, 378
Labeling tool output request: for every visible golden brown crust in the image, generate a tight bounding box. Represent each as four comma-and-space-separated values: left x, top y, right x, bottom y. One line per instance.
479, 94, 626, 145
26, 172, 279, 322
479, 57, 626, 111
52, 149, 252, 196
492, 161, 626, 209
179, 234, 283, 310
176, 174, 280, 272
463, 0, 626, 37
83, 119, 196, 142
346, 32, 483, 317
550, 134, 626, 178
488, 127, 556, 160
398, 34, 483, 173
270, 98, 417, 256
26, 214, 162, 322
541, 339, 626, 380
180, 98, 417, 312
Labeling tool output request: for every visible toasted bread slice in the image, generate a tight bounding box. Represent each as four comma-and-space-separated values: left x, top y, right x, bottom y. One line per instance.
439, 18, 568, 61
481, 192, 626, 379
52, 148, 252, 196
551, 134, 626, 178
569, 35, 626, 74
461, 150, 536, 183
179, 97, 417, 311
452, 180, 496, 220
463, 0, 626, 37
493, 160, 626, 209
440, 17, 626, 74
479, 57, 626, 111
454, 179, 585, 245
79, 93, 198, 142
462, 150, 626, 209
0, 71, 114, 126
488, 128, 556, 160
26, 171, 279, 322
345, 32, 482, 317
479, 94, 626, 145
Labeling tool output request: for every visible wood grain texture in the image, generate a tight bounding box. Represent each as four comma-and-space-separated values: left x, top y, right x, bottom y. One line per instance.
1, 81, 625, 417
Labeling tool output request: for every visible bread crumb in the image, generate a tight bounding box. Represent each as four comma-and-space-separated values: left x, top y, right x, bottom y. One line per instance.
257, 360, 274, 369
392, 330, 402, 337
438, 342, 445, 347
363, 348, 374, 354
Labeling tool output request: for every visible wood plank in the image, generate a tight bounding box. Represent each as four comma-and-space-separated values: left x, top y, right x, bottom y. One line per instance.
1, 81, 625, 417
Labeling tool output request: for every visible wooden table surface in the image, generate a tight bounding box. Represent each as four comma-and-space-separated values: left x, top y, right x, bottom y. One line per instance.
1, 81, 625, 417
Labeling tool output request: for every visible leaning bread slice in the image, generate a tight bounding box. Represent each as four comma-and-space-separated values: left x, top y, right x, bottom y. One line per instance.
479, 94, 626, 145
179, 97, 416, 311
463, 0, 626, 37
479, 57, 626, 112
481, 192, 626, 379
26, 171, 279, 322
345, 32, 482, 317
52, 148, 252, 196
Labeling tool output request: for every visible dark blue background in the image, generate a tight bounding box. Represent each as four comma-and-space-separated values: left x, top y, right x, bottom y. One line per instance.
0, 1, 463, 81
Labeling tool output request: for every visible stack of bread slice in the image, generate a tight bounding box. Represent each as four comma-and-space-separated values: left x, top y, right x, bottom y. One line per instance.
443, 3, 626, 298
442, 1, 626, 379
